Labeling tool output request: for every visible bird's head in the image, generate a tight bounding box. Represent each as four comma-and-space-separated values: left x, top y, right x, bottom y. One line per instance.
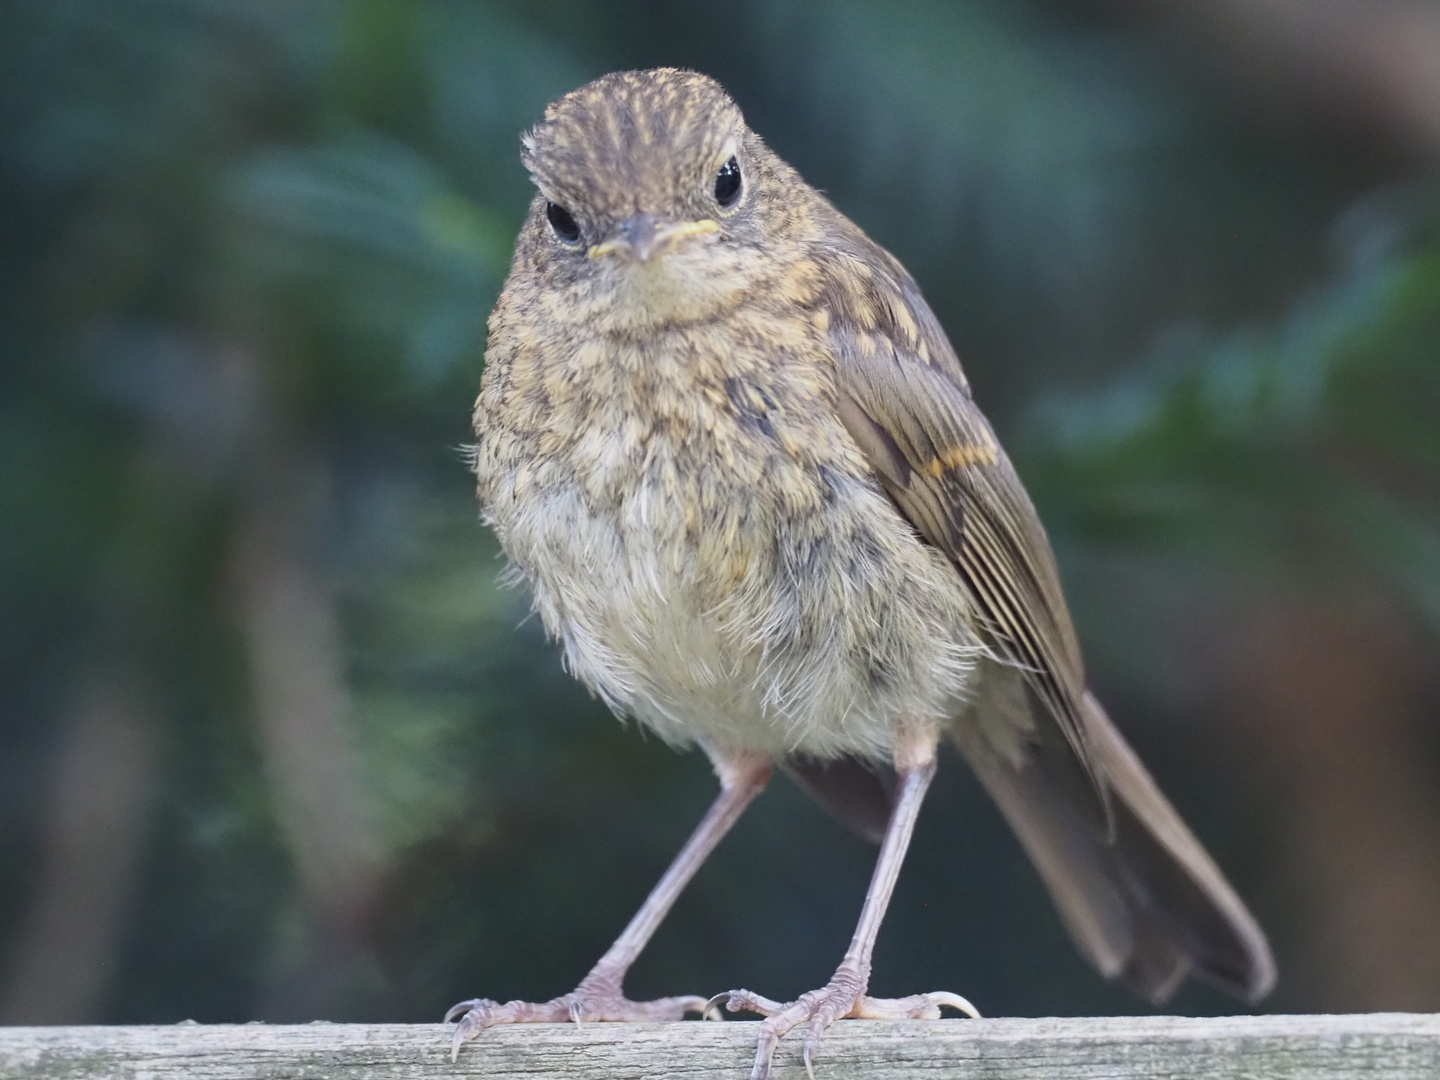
516, 68, 799, 330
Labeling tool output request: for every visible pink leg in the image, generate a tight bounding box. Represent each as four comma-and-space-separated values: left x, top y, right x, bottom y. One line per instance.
713, 729, 979, 1080
447, 752, 771, 1058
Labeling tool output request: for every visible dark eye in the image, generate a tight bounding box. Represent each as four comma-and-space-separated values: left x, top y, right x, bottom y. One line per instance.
714, 156, 741, 207
546, 201, 581, 244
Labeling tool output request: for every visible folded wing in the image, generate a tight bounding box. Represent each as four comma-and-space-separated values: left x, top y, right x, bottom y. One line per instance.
810, 229, 1274, 1002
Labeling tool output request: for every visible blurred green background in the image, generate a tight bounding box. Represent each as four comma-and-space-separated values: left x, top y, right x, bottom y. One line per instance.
3, 0, 1439, 1027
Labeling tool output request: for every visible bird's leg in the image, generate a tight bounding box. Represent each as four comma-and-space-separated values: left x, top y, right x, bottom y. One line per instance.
713, 724, 978, 1080
447, 752, 771, 1058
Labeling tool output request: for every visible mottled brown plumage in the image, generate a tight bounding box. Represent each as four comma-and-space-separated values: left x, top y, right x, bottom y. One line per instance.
455, 68, 1274, 1079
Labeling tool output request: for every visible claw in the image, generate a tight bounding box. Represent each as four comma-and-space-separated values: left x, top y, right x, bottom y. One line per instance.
568, 999, 584, 1028
802, 1031, 818, 1080
702, 992, 730, 1021
927, 990, 981, 1019
674, 994, 712, 1018
446, 999, 495, 1062
443, 997, 485, 1024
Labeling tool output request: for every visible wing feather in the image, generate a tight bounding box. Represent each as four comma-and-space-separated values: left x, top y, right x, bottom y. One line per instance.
810, 231, 1273, 1003
823, 286, 1099, 797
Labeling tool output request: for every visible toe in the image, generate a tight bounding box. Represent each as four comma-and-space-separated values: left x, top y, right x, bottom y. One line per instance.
449, 1004, 493, 1062
748, 991, 839, 1080
801, 1019, 826, 1080
580, 993, 708, 1022
447, 999, 494, 1060
749, 1019, 785, 1080
650, 993, 711, 1020
846, 990, 981, 1020
444, 997, 491, 1024
713, 989, 788, 1018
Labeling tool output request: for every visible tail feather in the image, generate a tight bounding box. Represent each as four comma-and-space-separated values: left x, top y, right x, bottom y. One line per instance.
1085, 691, 1275, 1001
951, 666, 1274, 1004
782, 754, 894, 845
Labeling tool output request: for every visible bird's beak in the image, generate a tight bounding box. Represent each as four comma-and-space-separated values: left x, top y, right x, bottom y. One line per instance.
589, 213, 719, 262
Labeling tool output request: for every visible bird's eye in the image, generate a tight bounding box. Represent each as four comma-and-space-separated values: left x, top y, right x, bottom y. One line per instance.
546, 201, 581, 244
714, 156, 742, 208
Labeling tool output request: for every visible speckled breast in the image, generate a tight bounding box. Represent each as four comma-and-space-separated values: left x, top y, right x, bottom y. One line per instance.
474, 326, 983, 763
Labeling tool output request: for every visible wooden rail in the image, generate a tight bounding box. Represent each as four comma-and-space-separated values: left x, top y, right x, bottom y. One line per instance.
2, 1013, 1436, 1078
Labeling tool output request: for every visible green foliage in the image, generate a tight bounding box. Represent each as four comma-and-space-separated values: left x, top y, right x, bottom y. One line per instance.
1028, 190, 1440, 630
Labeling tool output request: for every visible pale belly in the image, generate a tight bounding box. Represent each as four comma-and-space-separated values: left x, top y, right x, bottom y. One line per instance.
484, 440, 984, 763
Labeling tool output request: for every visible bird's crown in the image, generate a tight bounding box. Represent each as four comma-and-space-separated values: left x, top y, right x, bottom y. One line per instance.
522, 68, 745, 221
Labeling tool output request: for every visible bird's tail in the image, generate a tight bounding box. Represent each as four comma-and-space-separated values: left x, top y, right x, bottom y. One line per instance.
951, 672, 1275, 1004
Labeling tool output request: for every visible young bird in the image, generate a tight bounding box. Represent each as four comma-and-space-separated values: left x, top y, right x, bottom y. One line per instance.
453, 68, 1274, 1079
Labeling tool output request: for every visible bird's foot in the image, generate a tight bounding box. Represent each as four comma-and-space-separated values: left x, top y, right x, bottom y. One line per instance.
446, 975, 708, 1059
708, 969, 979, 1080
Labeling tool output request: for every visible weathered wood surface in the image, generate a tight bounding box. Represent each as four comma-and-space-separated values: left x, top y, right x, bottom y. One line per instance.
1, 1014, 1436, 1079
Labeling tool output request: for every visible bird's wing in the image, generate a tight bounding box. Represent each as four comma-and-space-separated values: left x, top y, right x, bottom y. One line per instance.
811, 235, 1274, 1004
814, 243, 1100, 801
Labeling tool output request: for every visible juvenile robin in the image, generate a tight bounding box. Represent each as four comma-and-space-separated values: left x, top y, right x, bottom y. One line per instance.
452, 68, 1274, 1079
